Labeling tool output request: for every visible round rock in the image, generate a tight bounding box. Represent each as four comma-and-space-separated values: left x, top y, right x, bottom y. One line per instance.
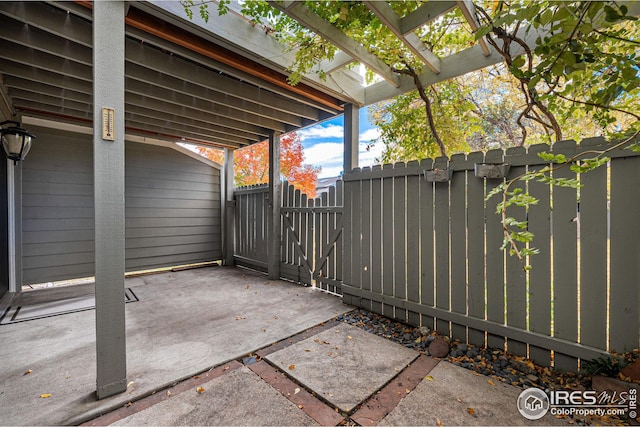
428, 336, 450, 358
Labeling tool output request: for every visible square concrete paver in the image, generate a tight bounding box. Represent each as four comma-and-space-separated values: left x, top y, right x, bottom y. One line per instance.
112, 366, 319, 426
266, 323, 418, 412
380, 361, 569, 426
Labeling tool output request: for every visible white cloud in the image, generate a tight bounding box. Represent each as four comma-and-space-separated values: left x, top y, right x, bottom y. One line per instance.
359, 140, 385, 167
318, 165, 344, 178
301, 125, 385, 178
304, 142, 343, 164
298, 124, 344, 141
359, 127, 381, 142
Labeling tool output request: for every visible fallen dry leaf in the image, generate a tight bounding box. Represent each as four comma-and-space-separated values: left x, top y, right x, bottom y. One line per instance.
166, 390, 172, 396
467, 407, 477, 417
488, 379, 495, 386
405, 389, 411, 394
24, 369, 33, 376
425, 375, 434, 381
347, 335, 353, 340
288, 364, 295, 371
298, 405, 304, 409
294, 388, 300, 395
125, 402, 132, 408
40, 393, 52, 399
196, 386, 205, 394
437, 419, 443, 427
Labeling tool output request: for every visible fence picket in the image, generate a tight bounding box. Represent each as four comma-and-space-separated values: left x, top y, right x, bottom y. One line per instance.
504, 147, 528, 357
434, 157, 450, 335
419, 158, 435, 329
579, 138, 608, 351
449, 153, 467, 342
609, 155, 640, 352
370, 167, 383, 315
394, 163, 408, 322
360, 174, 372, 304
382, 164, 395, 317
527, 144, 552, 366
406, 161, 421, 326
551, 140, 579, 371
342, 179, 353, 303
335, 180, 344, 287
466, 151, 485, 347
327, 185, 337, 290
485, 149, 506, 350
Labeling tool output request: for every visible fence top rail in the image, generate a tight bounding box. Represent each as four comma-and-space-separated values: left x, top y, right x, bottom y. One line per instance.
343, 137, 640, 182
234, 184, 269, 194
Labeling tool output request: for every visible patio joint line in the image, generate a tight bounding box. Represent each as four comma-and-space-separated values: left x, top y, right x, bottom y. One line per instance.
249, 360, 345, 426
350, 355, 441, 426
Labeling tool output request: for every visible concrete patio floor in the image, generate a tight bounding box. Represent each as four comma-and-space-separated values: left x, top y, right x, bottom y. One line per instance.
0, 266, 349, 426
0, 266, 571, 426
83, 320, 568, 427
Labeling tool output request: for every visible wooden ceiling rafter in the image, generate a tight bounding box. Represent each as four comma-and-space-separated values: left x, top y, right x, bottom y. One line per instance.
73, 0, 344, 113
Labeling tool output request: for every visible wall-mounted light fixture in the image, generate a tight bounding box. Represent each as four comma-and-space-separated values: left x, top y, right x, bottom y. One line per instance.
1, 120, 36, 164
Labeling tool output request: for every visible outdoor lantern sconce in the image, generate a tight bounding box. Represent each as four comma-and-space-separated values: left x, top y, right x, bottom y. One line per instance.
1, 120, 36, 164
474, 163, 510, 179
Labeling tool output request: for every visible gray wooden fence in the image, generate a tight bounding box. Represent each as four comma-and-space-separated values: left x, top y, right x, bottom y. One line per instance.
342, 137, 640, 370
234, 181, 344, 294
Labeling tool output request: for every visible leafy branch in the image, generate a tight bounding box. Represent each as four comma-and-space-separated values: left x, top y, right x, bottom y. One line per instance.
488, 132, 639, 270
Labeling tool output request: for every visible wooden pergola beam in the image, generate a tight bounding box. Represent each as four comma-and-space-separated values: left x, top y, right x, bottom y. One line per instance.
400, 1, 457, 34
364, 1, 441, 74
269, 1, 400, 88
457, 1, 491, 56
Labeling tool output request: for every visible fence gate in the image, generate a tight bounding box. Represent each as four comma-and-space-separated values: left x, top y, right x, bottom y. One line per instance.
234, 180, 343, 294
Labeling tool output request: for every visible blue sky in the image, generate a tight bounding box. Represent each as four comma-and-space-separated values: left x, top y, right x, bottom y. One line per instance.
297, 106, 384, 178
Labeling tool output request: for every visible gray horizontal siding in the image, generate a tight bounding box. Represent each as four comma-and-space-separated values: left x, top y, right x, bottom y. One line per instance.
125, 142, 221, 272
21, 126, 221, 284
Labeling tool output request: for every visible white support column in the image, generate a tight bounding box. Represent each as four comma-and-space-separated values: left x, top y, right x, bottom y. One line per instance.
93, 1, 127, 400
268, 132, 281, 280
344, 103, 359, 173
223, 148, 235, 266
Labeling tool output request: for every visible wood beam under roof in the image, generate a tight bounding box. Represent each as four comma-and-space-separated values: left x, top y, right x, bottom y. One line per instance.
139, 0, 364, 107
122, 4, 345, 112
269, 0, 401, 88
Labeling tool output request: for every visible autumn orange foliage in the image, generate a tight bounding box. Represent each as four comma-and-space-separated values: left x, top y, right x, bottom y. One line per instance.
195, 132, 320, 198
